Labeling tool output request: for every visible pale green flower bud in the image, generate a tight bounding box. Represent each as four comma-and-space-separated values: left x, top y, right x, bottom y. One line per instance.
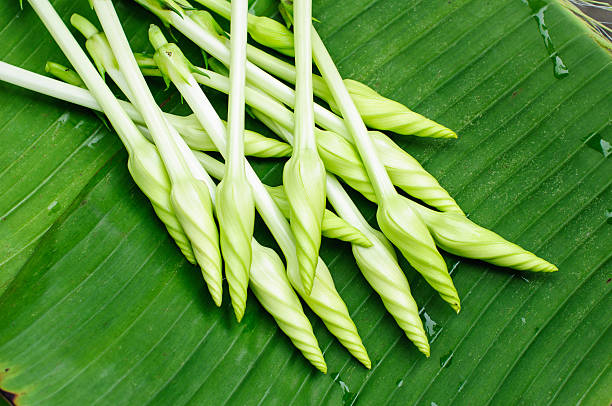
316, 129, 462, 213
264, 185, 371, 247
352, 229, 430, 356
131, 56, 293, 159
283, 150, 327, 294
411, 203, 558, 272
169, 114, 292, 158
70, 14, 116, 78
127, 139, 196, 264
45, 61, 84, 87
324, 79, 457, 139
171, 179, 223, 306
216, 176, 255, 322
248, 15, 295, 57
249, 240, 327, 372
377, 194, 460, 312
289, 258, 371, 369
188, 9, 225, 37
369, 131, 463, 214
151, 34, 193, 87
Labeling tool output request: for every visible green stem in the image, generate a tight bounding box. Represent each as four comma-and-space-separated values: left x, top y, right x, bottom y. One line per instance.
293, 0, 316, 153
226, 0, 248, 179
92, 0, 189, 182
25, 0, 144, 155
141, 5, 349, 137
311, 27, 396, 200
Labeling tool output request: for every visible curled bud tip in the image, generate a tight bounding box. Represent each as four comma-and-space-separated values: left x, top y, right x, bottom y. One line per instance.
292, 259, 369, 368
377, 195, 460, 311
249, 15, 295, 57
217, 177, 255, 324
249, 241, 327, 371
411, 205, 559, 275
327, 79, 457, 139
171, 179, 223, 307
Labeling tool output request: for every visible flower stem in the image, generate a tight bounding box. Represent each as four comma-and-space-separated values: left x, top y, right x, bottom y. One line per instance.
92, 0, 189, 181
310, 27, 396, 200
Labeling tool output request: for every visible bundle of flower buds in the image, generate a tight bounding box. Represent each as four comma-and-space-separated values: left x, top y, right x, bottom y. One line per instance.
1, 0, 557, 373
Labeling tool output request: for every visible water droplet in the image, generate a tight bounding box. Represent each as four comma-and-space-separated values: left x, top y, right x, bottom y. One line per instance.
396, 379, 404, 387
440, 350, 454, 368
332, 372, 355, 405
583, 133, 611, 157
521, 317, 527, 325
58, 111, 70, 124
525, 0, 569, 79
423, 312, 442, 339
431, 402, 439, 406
47, 200, 58, 210
86, 133, 105, 148
605, 210, 612, 225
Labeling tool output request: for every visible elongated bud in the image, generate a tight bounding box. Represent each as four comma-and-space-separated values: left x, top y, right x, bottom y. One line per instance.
167, 114, 292, 158
319, 213, 372, 247
188, 9, 225, 37
70, 14, 117, 78
45, 61, 84, 87
241, 128, 292, 158
352, 229, 430, 356
316, 129, 377, 202
127, 140, 197, 264
324, 79, 457, 139
44, 61, 197, 265
325, 175, 429, 354
411, 203, 558, 272
248, 15, 295, 57
289, 258, 371, 368
150, 26, 193, 87
265, 185, 371, 247
377, 195, 460, 312
216, 177, 255, 322
171, 179, 223, 306
316, 130, 462, 213
283, 151, 327, 294
369, 131, 463, 214
249, 241, 327, 372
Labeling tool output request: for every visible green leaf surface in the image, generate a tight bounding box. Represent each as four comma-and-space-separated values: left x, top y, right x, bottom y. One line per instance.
1, 0, 611, 405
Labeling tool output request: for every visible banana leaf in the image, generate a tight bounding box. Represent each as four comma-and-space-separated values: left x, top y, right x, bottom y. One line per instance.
0, 0, 610, 404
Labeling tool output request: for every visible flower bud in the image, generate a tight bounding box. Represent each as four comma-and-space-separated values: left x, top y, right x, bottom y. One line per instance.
283, 150, 326, 294
377, 194, 460, 312
249, 241, 327, 372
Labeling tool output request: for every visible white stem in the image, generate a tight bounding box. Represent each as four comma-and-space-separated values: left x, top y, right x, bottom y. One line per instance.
177, 79, 296, 262
311, 28, 396, 200
25, 0, 145, 155
92, 0, 188, 182
226, 0, 248, 179
293, 0, 316, 153
166, 11, 348, 136
176, 77, 228, 154
0, 62, 214, 156
197, 0, 330, 100
0, 62, 100, 111
192, 70, 295, 130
